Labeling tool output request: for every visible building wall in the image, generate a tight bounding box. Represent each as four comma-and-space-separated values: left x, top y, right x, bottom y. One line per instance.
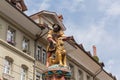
0, 16, 35, 57
68, 57, 94, 80
0, 39, 34, 80
0, 17, 7, 40
0, 13, 35, 80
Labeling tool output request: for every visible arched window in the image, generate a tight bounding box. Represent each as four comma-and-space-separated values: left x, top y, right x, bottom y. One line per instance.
20, 64, 28, 80
4, 56, 13, 74
78, 70, 83, 80
69, 63, 74, 80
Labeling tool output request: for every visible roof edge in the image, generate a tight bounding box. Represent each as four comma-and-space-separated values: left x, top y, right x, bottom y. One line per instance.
5, 0, 43, 30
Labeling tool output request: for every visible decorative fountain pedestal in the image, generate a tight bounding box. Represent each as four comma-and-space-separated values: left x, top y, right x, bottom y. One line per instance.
42, 64, 71, 80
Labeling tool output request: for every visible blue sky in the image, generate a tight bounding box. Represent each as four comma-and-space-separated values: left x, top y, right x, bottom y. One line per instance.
24, 0, 120, 79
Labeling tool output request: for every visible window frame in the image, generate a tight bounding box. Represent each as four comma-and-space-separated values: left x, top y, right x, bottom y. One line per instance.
7, 26, 16, 45
41, 49, 46, 65
22, 37, 30, 53
87, 75, 91, 80
78, 69, 83, 80
36, 45, 42, 61
3, 56, 13, 75
69, 63, 74, 80
36, 71, 42, 80
20, 65, 28, 80
4, 59, 11, 74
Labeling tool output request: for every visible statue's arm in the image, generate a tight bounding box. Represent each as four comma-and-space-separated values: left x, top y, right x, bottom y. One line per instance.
47, 30, 56, 44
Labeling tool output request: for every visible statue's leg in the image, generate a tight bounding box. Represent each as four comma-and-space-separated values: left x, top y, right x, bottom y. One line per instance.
46, 52, 52, 67
63, 55, 67, 66
52, 52, 58, 64
61, 50, 67, 66
46, 59, 49, 67
58, 53, 63, 66
49, 57, 53, 66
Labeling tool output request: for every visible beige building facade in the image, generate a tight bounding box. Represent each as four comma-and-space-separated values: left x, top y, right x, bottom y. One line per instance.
0, 0, 116, 80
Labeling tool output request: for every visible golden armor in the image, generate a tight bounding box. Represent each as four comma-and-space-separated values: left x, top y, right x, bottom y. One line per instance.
46, 24, 67, 67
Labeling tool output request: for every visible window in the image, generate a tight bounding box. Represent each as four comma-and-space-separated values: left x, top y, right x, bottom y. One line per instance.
41, 49, 46, 65
36, 46, 41, 61
3, 56, 13, 75
21, 68, 27, 80
22, 37, 29, 53
78, 70, 83, 80
20, 65, 28, 80
7, 27, 15, 45
4, 59, 12, 74
36, 72, 42, 80
69, 63, 74, 80
87, 75, 91, 80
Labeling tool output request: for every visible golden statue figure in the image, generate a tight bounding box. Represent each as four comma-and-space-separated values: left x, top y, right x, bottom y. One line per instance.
46, 24, 68, 67
43, 24, 72, 80
49, 37, 67, 66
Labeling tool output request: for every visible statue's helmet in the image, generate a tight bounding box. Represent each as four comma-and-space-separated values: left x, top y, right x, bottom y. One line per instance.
52, 24, 61, 32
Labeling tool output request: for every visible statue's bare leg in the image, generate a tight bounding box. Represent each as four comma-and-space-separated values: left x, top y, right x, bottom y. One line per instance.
58, 53, 63, 66
46, 52, 52, 67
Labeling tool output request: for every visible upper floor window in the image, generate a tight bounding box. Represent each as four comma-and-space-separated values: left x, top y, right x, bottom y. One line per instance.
22, 37, 30, 53
69, 63, 74, 80
87, 75, 91, 80
36, 46, 41, 61
20, 65, 28, 80
3, 56, 13, 74
7, 27, 16, 45
35, 45, 47, 65
36, 72, 42, 80
78, 70, 83, 80
41, 49, 47, 65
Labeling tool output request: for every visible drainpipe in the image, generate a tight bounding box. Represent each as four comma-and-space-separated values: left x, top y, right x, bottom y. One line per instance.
33, 39, 37, 80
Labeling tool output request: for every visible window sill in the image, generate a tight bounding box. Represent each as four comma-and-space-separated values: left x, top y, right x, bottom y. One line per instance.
7, 41, 16, 46
22, 49, 31, 55
2, 73, 14, 80
0, 39, 35, 61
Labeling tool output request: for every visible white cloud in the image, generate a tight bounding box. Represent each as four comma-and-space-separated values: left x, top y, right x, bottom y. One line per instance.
24, 0, 51, 15
24, 0, 40, 15
106, 2, 120, 16
98, 0, 120, 16
39, 0, 51, 10
104, 59, 120, 80
60, 0, 85, 12
65, 19, 106, 46
79, 25, 105, 44
105, 60, 115, 72
65, 15, 117, 57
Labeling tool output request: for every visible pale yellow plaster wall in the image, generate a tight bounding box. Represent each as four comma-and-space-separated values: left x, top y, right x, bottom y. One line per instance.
0, 17, 7, 40
0, 17, 35, 57
0, 41, 34, 80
